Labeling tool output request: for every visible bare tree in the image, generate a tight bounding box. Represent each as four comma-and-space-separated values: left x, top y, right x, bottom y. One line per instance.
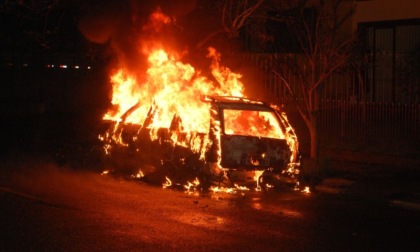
194, 0, 356, 160
195, 0, 263, 49
269, 0, 356, 159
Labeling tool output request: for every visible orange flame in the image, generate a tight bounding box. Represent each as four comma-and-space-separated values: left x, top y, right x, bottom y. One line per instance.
209, 184, 250, 194
162, 176, 172, 189
301, 186, 311, 194
254, 170, 264, 191
104, 47, 244, 135
100, 8, 302, 193
184, 177, 200, 191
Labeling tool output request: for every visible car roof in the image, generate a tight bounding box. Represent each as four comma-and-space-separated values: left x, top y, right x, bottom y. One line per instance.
202, 95, 266, 105
202, 95, 276, 111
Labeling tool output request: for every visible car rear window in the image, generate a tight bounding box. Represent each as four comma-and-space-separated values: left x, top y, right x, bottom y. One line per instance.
223, 109, 285, 139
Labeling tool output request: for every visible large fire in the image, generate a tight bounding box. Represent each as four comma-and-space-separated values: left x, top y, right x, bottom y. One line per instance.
98, 8, 303, 194
103, 47, 244, 133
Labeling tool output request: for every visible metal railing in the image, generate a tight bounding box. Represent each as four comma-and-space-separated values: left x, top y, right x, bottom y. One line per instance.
241, 53, 420, 156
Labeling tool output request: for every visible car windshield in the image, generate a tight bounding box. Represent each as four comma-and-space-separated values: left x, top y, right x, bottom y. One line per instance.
223, 109, 285, 139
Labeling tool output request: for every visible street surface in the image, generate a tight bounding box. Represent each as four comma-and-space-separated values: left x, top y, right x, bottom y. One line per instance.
1, 159, 419, 251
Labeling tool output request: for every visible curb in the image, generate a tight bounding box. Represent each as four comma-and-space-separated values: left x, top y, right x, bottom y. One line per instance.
315, 184, 420, 212
389, 200, 420, 211
0, 186, 79, 210
0, 186, 41, 201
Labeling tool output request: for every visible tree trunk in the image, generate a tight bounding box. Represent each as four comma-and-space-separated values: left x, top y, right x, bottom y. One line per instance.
308, 113, 318, 159
309, 89, 320, 159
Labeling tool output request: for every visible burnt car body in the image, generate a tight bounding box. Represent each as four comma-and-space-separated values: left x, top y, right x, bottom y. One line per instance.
99, 96, 301, 189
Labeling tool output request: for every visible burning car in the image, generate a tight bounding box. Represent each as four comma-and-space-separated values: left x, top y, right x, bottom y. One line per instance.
99, 95, 300, 190
96, 44, 301, 191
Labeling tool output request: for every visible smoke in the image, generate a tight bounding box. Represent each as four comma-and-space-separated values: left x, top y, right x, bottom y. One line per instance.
77, 0, 262, 100
78, 0, 199, 71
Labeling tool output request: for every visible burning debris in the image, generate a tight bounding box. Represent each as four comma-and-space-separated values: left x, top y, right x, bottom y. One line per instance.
95, 8, 303, 193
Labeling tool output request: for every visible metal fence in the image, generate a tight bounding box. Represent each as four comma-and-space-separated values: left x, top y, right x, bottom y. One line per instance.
317, 101, 419, 154
241, 53, 420, 157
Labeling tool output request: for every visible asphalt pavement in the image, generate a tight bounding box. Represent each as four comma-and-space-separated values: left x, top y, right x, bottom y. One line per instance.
313, 159, 420, 211
1, 154, 420, 251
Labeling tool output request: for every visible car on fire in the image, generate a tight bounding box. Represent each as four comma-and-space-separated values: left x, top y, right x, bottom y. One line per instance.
99, 95, 301, 190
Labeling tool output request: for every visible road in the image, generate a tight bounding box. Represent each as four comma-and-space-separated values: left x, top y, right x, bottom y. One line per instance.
1, 160, 419, 251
